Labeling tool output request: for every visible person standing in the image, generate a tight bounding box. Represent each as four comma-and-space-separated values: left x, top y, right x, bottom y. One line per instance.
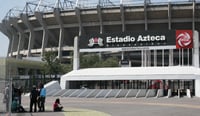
4, 84, 10, 112
30, 85, 38, 112
17, 86, 23, 105
39, 84, 46, 112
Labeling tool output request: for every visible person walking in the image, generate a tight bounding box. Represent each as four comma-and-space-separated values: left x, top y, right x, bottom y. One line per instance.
30, 85, 38, 112
39, 84, 46, 112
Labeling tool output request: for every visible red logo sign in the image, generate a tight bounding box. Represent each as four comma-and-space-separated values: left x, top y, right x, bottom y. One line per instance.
176, 30, 193, 49
88, 37, 104, 47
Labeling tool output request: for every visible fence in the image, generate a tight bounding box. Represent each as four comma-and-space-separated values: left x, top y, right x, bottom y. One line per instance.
0, 78, 12, 116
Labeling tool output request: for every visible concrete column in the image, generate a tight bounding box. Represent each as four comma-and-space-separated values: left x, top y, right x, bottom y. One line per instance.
193, 31, 200, 97
73, 36, 79, 70
17, 32, 25, 59
8, 30, 17, 57
21, 14, 35, 57
27, 32, 35, 57
58, 28, 64, 59
141, 50, 144, 67
54, 8, 64, 60
195, 80, 200, 97
121, 51, 124, 60
35, 12, 49, 57
162, 49, 164, 66
154, 50, 157, 66
41, 29, 48, 56
147, 50, 151, 66
169, 49, 173, 66
97, 5, 104, 34
9, 18, 25, 59
120, 4, 126, 32
144, 50, 147, 67
75, 8, 84, 36
193, 31, 199, 67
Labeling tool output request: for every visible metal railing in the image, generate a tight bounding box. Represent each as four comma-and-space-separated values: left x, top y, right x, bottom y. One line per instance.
1, 0, 199, 20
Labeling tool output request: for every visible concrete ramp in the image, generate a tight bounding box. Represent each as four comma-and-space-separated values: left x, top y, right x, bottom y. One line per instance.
156, 89, 164, 98
136, 89, 147, 98
126, 89, 138, 98
87, 89, 101, 98
146, 89, 157, 98
45, 81, 61, 95
116, 89, 129, 98
106, 89, 120, 98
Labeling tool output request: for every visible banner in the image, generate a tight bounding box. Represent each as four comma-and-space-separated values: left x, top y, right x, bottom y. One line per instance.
79, 30, 193, 49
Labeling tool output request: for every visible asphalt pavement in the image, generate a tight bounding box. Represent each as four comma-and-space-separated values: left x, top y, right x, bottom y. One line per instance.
1, 96, 200, 116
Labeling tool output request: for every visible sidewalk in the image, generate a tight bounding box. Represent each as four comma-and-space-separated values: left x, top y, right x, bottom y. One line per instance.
6, 110, 65, 116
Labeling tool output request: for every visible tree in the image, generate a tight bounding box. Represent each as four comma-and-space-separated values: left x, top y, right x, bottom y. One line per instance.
80, 54, 119, 68
42, 51, 62, 80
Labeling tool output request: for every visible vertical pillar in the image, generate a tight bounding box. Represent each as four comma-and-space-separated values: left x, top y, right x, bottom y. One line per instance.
144, 0, 148, 67
41, 29, 48, 56
154, 50, 157, 66
193, 31, 199, 67
54, 8, 64, 60
97, 5, 104, 34
147, 50, 151, 66
162, 49, 164, 66
141, 50, 144, 67
144, 50, 147, 67
21, 14, 35, 57
121, 51, 124, 60
73, 36, 79, 70
169, 49, 173, 66
16, 32, 25, 59
27, 31, 35, 57
58, 28, 64, 59
193, 31, 200, 97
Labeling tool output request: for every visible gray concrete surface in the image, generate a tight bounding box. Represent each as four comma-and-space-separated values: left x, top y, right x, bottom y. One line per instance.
1, 96, 200, 116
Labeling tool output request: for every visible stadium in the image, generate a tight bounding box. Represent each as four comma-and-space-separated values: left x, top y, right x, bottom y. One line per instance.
0, 0, 200, 98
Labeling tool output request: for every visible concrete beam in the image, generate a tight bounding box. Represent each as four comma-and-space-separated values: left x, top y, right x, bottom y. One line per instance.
2, 21, 18, 56
20, 14, 35, 57
54, 8, 64, 59
9, 18, 26, 59
75, 7, 85, 36
35, 12, 49, 56
168, 2, 171, 30
97, 5, 104, 34
120, 4, 126, 32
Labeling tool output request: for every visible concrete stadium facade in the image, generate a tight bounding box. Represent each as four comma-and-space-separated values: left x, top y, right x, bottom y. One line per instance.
1, 0, 200, 97
0, 0, 199, 61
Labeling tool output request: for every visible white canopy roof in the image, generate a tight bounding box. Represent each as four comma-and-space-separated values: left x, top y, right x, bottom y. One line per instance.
60, 66, 200, 89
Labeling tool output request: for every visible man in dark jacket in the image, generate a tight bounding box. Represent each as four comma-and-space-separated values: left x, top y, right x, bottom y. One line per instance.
30, 85, 38, 112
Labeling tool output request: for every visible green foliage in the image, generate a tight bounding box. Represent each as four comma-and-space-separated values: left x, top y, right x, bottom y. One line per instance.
80, 54, 119, 68
42, 51, 62, 78
80, 54, 100, 68
61, 63, 73, 73
98, 57, 119, 67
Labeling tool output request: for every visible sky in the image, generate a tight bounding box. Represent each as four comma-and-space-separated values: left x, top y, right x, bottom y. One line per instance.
0, 0, 28, 57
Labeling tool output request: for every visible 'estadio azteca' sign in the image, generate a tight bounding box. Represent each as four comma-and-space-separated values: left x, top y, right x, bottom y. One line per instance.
79, 30, 193, 49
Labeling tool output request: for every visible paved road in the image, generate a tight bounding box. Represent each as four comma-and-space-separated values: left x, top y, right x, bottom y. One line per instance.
1, 96, 200, 116
57, 97, 200, 116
